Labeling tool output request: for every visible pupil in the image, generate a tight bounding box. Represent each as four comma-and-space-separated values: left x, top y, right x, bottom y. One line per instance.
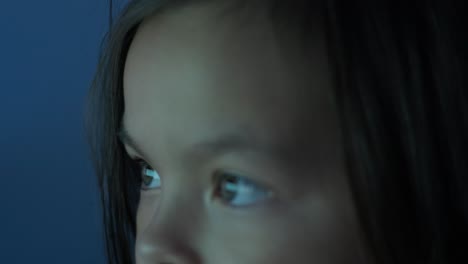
143, 173, 152, 185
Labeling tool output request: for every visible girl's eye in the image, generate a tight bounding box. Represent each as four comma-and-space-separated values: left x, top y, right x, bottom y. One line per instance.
135, 159, 161, 191
214, 172, 273, 207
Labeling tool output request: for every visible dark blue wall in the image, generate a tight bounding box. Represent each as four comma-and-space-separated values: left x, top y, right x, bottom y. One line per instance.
0, 1, 126, 263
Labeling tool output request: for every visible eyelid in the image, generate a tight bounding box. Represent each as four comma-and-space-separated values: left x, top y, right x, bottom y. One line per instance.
212, 170, 276, 208
136, 158, 149, 169
128, 155, 280, 203
214, 169, 279, 195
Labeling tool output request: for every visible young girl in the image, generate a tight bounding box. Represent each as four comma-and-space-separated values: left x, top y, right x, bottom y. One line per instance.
85, 0, 467, 263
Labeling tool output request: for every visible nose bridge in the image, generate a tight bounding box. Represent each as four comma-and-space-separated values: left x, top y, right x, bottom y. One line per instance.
135, 183, 203, 263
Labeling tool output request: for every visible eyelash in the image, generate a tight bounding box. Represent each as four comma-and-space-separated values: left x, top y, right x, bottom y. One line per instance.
129, 158, 274, 207
134, 158, 150, 171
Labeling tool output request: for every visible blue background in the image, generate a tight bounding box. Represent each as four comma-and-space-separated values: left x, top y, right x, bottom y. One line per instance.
0, 1, 127, 263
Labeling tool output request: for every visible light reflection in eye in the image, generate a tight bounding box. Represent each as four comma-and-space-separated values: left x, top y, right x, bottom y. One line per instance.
214, 172, 273, 207
135, 159, 161, 191
132, 159, 274, 207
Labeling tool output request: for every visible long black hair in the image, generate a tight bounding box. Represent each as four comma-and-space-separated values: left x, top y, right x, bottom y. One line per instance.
84, 0, 467, 263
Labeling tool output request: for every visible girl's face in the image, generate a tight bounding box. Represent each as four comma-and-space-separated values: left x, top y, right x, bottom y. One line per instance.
121, 3, 369, 264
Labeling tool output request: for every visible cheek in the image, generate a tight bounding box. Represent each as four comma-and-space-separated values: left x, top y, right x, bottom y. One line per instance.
136, 193, 160, 235
201, 198, 364, 264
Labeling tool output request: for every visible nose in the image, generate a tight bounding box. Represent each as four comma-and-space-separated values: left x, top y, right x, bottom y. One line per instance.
135, 236, 201, 264
135, 189, 202, 264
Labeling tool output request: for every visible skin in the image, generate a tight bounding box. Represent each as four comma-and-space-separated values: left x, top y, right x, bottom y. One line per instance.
121, 2, 371, 264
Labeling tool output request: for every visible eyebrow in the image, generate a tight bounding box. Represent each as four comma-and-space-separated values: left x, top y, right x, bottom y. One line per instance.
117, 122, 297, 165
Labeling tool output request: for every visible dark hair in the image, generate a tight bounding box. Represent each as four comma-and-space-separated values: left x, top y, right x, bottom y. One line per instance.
84, 0, 467, 263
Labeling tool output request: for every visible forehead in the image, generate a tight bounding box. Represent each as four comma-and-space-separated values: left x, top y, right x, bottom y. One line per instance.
122, 3, 337, 163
